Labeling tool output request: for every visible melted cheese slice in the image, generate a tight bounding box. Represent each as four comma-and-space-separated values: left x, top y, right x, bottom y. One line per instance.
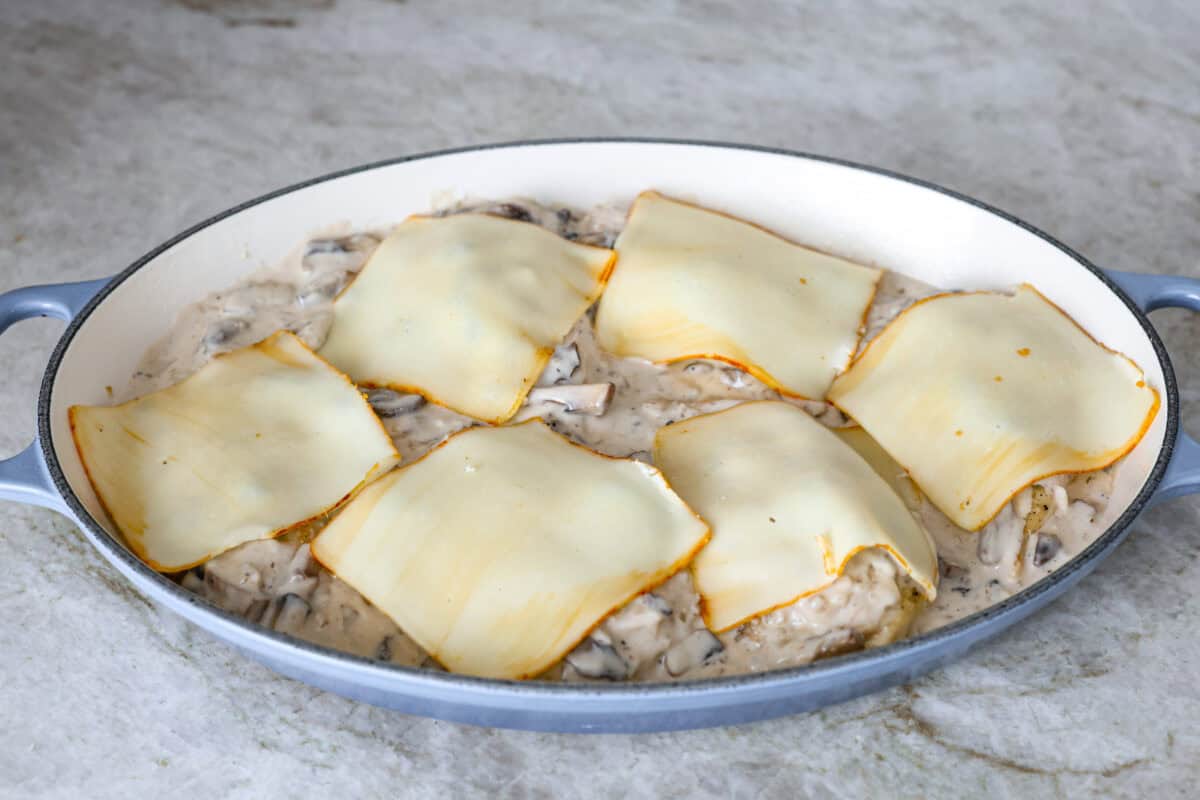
654, 401, 937, 632
828, 285, 1159, 530
311, 420, 710, 679
319, 213, 615, 423
594, 191, 881, 399
69, 332, 400, 572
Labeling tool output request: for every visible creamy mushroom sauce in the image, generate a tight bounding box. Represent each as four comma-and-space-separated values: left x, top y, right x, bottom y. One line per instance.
131, 198, 1130, 681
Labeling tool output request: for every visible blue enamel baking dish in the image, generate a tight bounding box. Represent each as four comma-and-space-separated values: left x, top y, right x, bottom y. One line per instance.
2, 140, 1197, 732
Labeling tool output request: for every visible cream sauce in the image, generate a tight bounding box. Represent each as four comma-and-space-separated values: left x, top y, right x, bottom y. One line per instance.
132, 197, 1133, 682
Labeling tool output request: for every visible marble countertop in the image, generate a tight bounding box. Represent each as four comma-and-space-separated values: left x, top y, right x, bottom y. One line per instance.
2, 1, 1197, 796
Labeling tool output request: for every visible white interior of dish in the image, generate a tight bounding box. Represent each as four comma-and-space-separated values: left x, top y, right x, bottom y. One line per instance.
49, 142, 1168, 547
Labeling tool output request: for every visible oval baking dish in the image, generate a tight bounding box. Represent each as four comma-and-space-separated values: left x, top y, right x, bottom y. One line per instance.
4, 139, 1199, 733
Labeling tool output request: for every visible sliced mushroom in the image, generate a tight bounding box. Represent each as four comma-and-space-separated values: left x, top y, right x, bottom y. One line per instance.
537, 343, 582, 386
246, 598, 271, 624
1032, 533, 1062, 567
573, 230, 615, 248
375, 636, 393, 661
257, 596, 284, 628
274, 594, 312, 633
365, 388, 427, 417
180, 569, 206, 593
201, 317, 251, 353
287, 543, 316, 576
492, 202, 534, 223
976, 526, 1000, 566
605, 592, 673, 635
641, 593, 673, 617
523, 383, 614, 416
555, 207, 575, 231
206, 556, 263, 592
305, 234, 379, 257
214, 585, 258, 616
1051, 484, 1070, 517
565, 639, 630, 681
288, 311, 333, 350
305, 239, 345, 256
302, 234, 380, 276
298, 271, 352, 307
663, 629, 724, 677
720, 367, 751, 389
937, 557, 972, 596
977, 505, 1023, 567
217, 282, 296, 315
938, 557, 967, 581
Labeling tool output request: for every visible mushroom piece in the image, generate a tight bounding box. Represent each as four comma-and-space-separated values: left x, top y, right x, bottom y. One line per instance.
555, 207, 575, 231
720, 367, 751, 389
522, 383, 614, 416
215, 281, 296, 316
298, 271, 352, 307
201, 317, 251, 353
274, 594, 313, 634
246, 598, 271, 624
605, 592, 673, 636
977, 504, 1024, 568
937, 557, 972, 597
493, 202, 534, 223
302, 234, 380, 276
375, 636, 394, 662
365, 388, 427, 417
663, 629, 725, 677
565, 638, 631, 681
180, 568, 206, 594
1032, 533, 1062, 567
640, 592, 673, 617
938, 557, 968, 581
288, 311, 333, 350
537, 342, 582, 386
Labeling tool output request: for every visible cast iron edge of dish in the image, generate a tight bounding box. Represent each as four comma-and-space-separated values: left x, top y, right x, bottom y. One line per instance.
38, 137, 1179, 698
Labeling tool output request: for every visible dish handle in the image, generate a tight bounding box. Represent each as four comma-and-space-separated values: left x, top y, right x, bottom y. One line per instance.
0, 277, 110, 512
1107, 270, 1200, 504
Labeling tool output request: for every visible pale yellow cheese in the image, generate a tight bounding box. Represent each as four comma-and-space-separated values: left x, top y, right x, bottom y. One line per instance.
654, 400, 937, 633
828, 285, 1159, 530
69, 332, 401, 572
311, 421, 710, 679
594, 191, 881, 399
319, 213, 615, 423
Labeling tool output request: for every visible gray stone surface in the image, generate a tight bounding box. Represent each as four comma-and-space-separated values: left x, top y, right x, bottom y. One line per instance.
2, 1, 1198, 797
